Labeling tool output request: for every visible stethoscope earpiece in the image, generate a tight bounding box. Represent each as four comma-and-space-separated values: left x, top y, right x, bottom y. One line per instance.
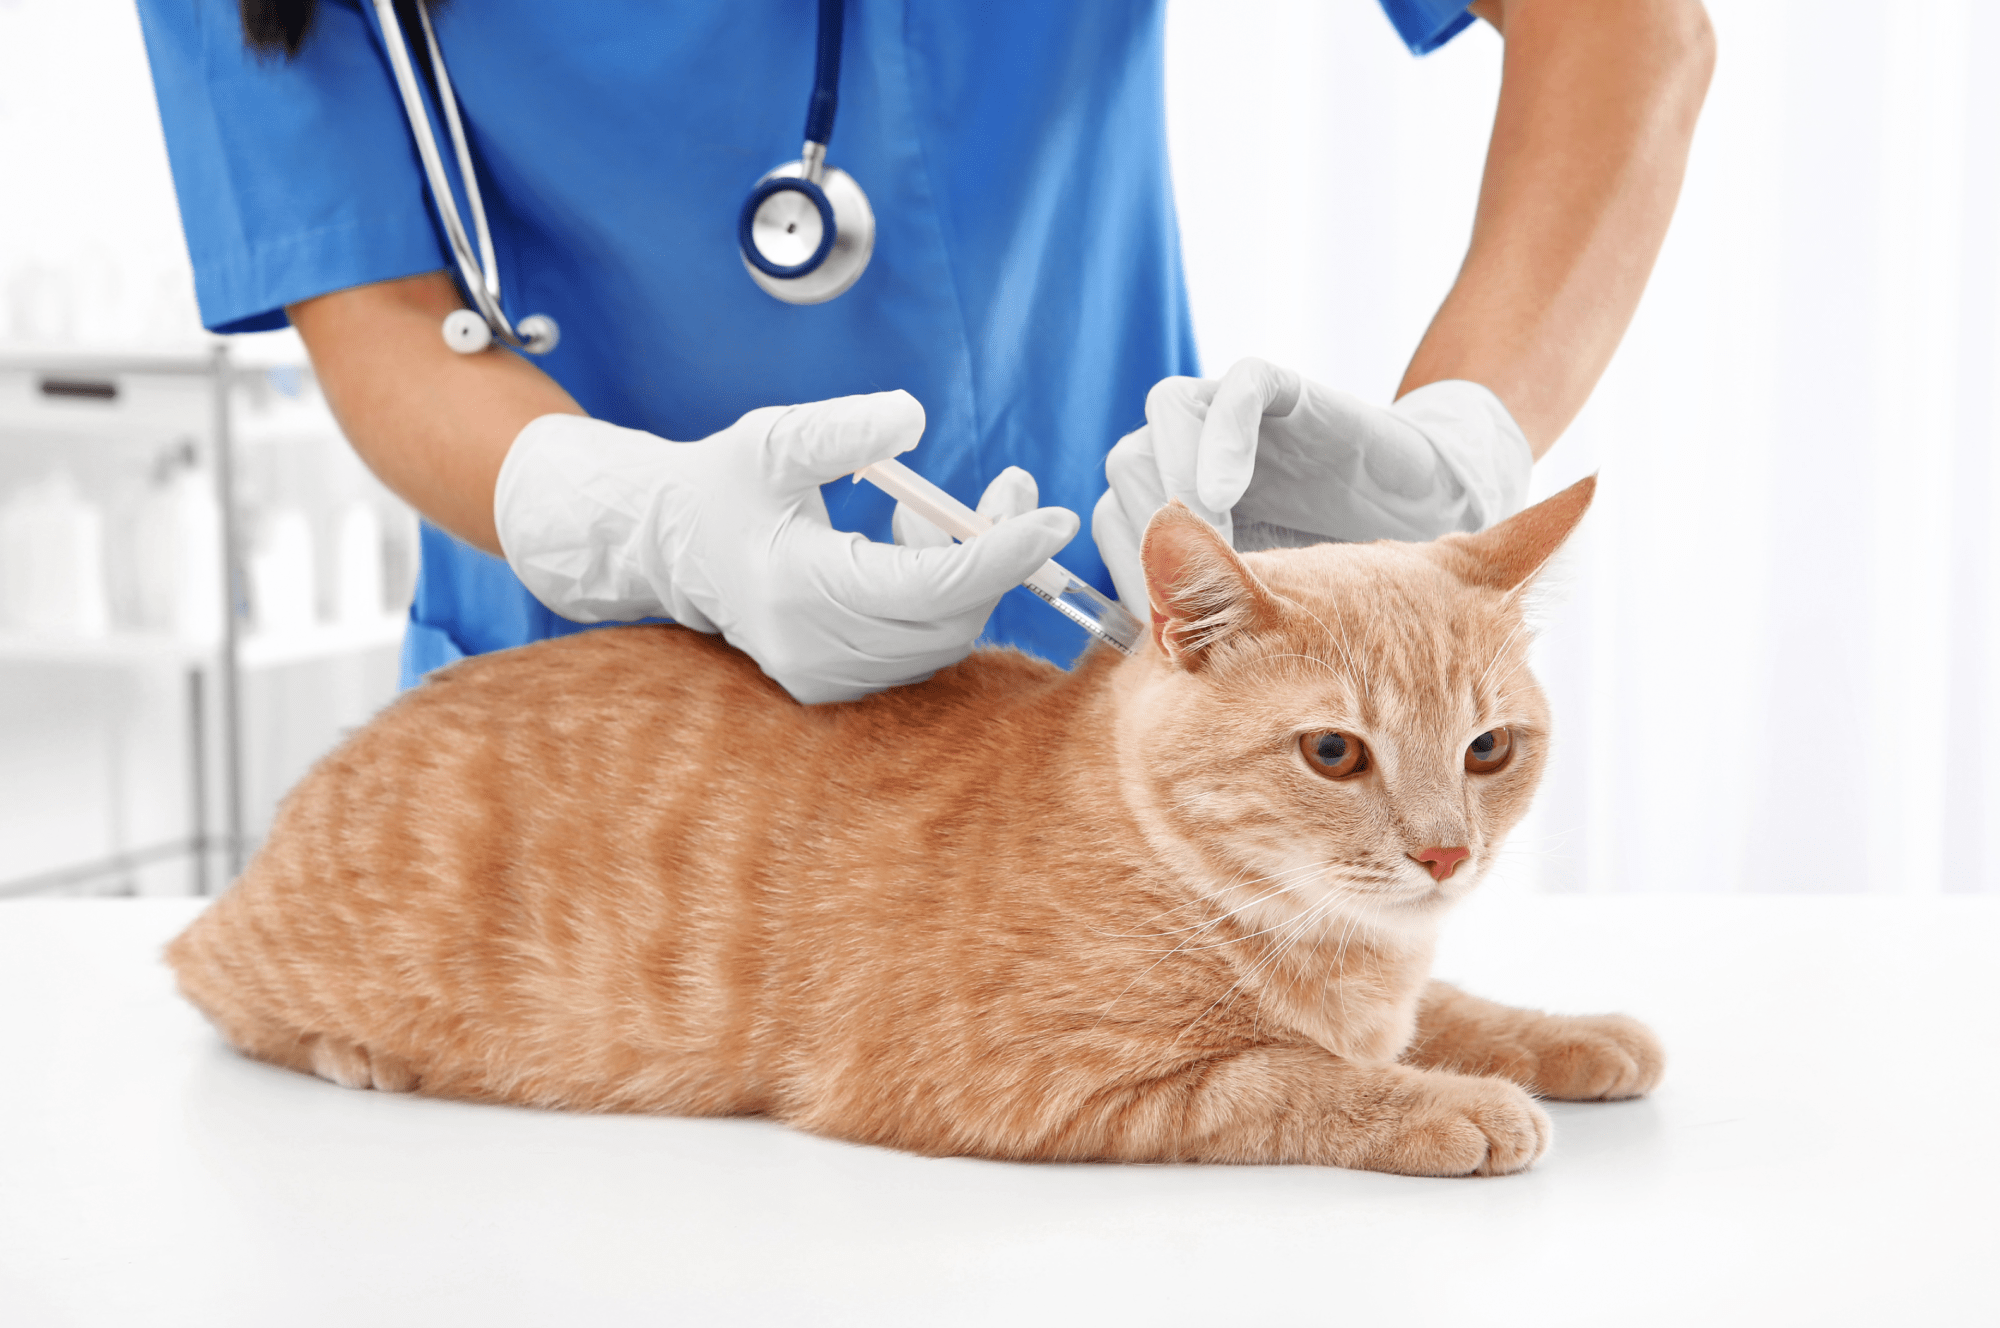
441, 308, 493, 354
439, 307, 557, 356
514, 314, 560, 355
370, 0, 563, 356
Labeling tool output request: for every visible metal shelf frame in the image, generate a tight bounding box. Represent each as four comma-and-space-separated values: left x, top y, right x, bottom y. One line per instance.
0, 344, 283, 896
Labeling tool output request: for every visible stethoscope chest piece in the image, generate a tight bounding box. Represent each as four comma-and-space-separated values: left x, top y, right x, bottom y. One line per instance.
739, 150, 875, 306
738, 0, 870, 305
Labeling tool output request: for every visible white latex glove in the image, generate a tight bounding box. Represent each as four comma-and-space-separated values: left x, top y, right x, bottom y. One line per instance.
1091, 358, 1532, 611
495, 391, 1079, 704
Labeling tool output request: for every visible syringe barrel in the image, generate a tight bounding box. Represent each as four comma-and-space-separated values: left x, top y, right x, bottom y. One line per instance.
853, 457, 1142, 655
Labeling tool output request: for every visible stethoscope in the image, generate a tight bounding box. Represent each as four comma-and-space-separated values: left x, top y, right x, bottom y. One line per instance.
367, 0, 875, 357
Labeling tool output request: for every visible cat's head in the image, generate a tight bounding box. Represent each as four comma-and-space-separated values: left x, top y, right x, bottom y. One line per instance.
1116, 477, 1594, 934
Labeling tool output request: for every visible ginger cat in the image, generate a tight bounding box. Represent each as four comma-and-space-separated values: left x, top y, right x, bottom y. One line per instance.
169, 475, 1659, 1176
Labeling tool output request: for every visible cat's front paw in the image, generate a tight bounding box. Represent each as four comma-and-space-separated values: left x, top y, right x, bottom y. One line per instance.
1519, 1013, 1663, 1101
1364, 1072, 1552, 1177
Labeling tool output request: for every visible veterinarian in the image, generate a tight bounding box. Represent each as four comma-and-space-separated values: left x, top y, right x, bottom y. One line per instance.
136, 0, 1712, 703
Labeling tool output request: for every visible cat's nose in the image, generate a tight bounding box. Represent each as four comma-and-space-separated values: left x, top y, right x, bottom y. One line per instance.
1410, 846, 1470, 881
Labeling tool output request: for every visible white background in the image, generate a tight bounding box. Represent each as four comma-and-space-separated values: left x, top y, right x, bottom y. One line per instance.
0, 0, 1995, 895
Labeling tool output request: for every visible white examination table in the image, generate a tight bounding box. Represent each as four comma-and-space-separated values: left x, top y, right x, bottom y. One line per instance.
2, 894, 1992, 1327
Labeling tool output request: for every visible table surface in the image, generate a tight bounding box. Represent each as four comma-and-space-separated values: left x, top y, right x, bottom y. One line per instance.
2, 893, 1994, 1328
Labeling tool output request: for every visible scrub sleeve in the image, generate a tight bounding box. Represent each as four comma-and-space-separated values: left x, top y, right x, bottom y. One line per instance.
1376, 0, 1482, 54
136, 0, 1475, 686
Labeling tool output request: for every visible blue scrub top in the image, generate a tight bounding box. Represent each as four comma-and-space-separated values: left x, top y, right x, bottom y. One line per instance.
137, 0, 1471, 685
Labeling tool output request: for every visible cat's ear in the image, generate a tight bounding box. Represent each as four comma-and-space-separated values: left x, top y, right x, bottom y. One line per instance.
1139, 501, 1277, 667
1435, 475, 1596, 595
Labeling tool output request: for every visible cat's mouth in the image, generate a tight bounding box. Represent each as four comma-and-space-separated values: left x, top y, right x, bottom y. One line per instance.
1325, 865, 1463, 907
1383, 858, 1477, 906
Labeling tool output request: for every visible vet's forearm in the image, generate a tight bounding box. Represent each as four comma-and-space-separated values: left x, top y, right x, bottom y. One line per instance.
288, 271, 585, 556
1399, 0, 1715, 456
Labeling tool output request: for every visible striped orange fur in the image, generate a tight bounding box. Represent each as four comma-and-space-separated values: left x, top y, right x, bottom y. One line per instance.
168, 477, 1659, 1175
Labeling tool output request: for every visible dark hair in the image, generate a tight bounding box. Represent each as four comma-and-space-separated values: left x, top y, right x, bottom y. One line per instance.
240, 0, 317, 58
241, 0, 442, 61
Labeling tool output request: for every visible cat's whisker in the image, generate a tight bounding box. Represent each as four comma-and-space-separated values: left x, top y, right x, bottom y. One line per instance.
1089, 874, 1252, 940
1474, 616, 1533, 700
1327, 891, 1383, 1029
1478, 668, 1536, 721
1243, 897, 1342, 1041
1297, 600, 1368, 689
1157, 888, 1367, 953
1084, 861, 1357, 1033
1091, 926, 1257, 1034
1263, 651, 1356, 695
1168, 883, 1363, 1050
1213, 890, 1356, 1038
1098, 857, 1326, 936
1289, 602, 1373, 708
1099, 859, 1378, 1040
1097, 858, 1347, 944
1484, 827, 1586, 871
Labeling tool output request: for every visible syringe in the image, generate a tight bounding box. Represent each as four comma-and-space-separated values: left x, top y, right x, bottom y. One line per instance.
852, 458, 1143, 656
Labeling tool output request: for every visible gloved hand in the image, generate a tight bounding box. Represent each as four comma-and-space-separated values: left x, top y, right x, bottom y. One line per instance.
494, 390, 1079, 704
1091, 358, 1532, 611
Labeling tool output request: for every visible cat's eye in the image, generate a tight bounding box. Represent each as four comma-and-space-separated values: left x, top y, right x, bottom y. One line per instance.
1301, 731, 1369, 780
1465, 727, 1514, 773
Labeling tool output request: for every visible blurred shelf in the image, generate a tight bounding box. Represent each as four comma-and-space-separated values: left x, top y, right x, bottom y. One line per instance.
0, 341, 391, 887
0, 630, 207, 666
0, 615, 405, 670
237, 615, 405, 669
0, 331, 311, 376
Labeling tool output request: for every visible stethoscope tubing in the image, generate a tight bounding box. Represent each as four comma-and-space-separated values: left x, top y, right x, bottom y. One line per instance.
803, 0, 844, 147
372, 0, 867, 339
368, 0, 554, 353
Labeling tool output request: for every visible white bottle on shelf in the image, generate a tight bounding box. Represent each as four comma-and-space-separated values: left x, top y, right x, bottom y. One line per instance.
171, 469, 224, 644
0, 472, 111, 637
249, 507, 316, 636
131, 461, 224, 645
